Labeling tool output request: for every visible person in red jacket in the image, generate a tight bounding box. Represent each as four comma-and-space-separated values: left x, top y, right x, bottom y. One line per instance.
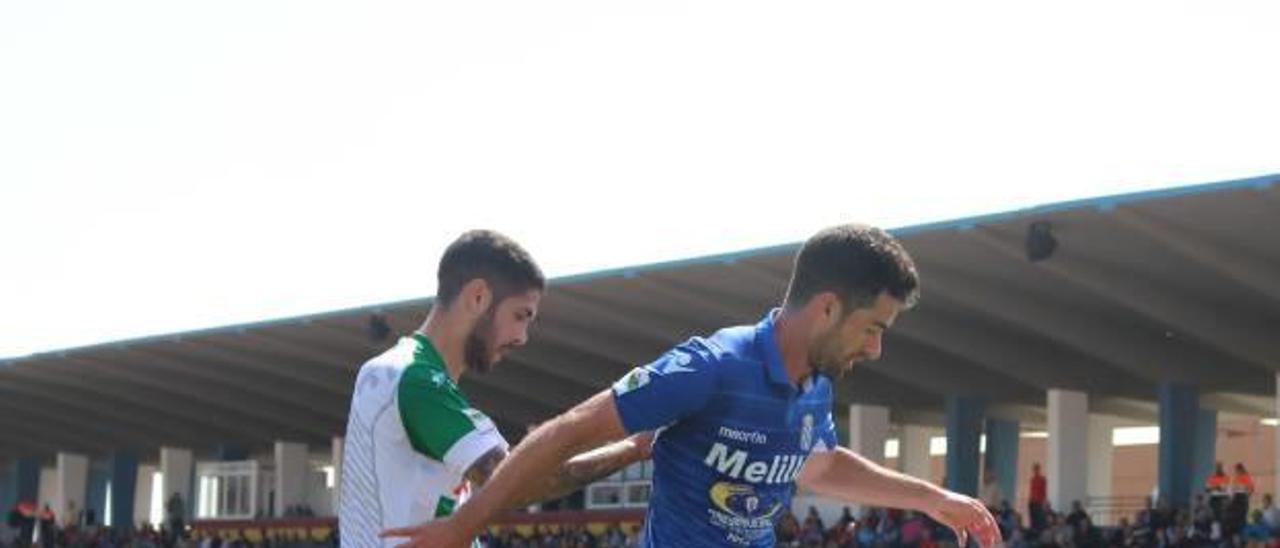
1029, 463, 1048, 532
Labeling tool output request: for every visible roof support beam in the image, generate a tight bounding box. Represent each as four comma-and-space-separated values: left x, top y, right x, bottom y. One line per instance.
65, 356, 337, 439
965, 226, 1279, 371
1112, 207, 1280, 306
896, 299, 1152, 396
8, 361, 281, 443
0, 375, 213, 448
112, 347, 349, 416
920, 260, 1252, 388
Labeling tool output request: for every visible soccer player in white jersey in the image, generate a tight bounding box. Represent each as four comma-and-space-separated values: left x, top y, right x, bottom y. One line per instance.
340, 230, 650, 547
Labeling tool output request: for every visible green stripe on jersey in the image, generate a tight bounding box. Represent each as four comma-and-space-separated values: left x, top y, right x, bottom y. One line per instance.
398, 333, 482, 461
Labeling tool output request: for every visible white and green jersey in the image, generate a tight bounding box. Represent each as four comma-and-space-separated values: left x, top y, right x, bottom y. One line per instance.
340, 333, 507, 547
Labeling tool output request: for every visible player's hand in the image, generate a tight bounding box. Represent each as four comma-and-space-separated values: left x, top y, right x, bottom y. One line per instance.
923, 490, 1003, 548
380, 518, 474, 548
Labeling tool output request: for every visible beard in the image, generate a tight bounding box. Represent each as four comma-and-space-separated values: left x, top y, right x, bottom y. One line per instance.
810, 355, 849, 381
464, 308, 498, 374
809, 329, 855, 381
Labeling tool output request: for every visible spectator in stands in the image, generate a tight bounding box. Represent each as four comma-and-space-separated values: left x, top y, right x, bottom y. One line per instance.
804, 506, 825, 534
1151, 495, 1174, 533
1045, 511, 1074, 547
1129, 512, 1147, 546
1243, 510, 1272, 548
855, 511, 878, 547
776, 509, 800, 546
601, 523, 627, 548
980, 471, 1004, 510
1233, 462, 1256, 499
1192, 493, 1214, 528
1207, 462, 1230, 520
837, 506, 854, 530
1075, 515, 1103, 548
1029, 463, 1048, 533
877, 508, 901, 546
36, 503, 55, 548
835, 519, 858, 547
1222, 462, 1256, 540
1263, 493, 1280, 534
800, 508, 824, 546
996, 500, 1020, 541
1004, 525, 1029, 548
900, 510, 927, 546
166, 492, 186, 547
1065, 500, 1088, 530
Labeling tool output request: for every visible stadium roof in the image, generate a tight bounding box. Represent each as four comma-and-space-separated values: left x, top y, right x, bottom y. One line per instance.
3, 174, 1278, 460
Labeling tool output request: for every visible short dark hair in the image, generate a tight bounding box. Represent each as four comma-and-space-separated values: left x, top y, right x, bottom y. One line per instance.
783, 224, 920, 311
436, 230, 545, 307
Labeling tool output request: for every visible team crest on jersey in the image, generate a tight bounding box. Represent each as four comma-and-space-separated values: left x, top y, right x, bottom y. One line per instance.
799, 414, 814, 451
706, 481, 781, 544
612, 368, 651, 396
709, 482, 781, 520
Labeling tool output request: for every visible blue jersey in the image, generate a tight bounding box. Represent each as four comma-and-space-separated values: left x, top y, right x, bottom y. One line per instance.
611, 310, 839, 547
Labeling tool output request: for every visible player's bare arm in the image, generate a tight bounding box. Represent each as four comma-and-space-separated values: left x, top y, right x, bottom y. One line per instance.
797, 447, 1002, 547
463, 431, 653, 506
383, 389, 629, 547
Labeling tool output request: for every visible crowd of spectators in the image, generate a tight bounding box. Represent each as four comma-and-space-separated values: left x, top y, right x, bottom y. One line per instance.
771, 461, 1276, 548
4, 459, 1273, 547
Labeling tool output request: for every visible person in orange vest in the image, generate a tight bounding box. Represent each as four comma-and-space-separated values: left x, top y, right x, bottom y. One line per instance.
1207, 462, 1229, 521
1226, 462, 1256, 538
1207, 462, 1229, 493
35, 504, 56, 548
1231, 463, 1256, 498
12, 501, 37, 545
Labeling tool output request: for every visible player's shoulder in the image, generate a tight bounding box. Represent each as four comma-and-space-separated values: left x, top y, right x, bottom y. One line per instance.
362, 336, 417, 369
353, 337, 432, 393
702, 323, 769, 367
670, 324, 756, 368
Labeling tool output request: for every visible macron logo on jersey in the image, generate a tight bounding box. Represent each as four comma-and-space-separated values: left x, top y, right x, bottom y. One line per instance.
703, 442, 806, 485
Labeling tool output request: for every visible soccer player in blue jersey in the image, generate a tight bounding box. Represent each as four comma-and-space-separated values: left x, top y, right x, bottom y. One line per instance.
385, 224, 1002, 548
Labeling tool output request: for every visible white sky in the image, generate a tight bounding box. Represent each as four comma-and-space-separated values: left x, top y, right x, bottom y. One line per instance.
3, 1, 1278, 359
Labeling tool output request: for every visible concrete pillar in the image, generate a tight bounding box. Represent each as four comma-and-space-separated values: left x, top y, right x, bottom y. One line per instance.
1048, 389, 1088, 513
1159, 383, 1198, 509
945, 396, 985, 496
109, 452, 138, 528
56, 452, 89, 526
899, 425, 933, 480
1086, 414, 1122, 525
38, 467, 56, 509
331, 436, 344, 513
134, 464, 156, 528
274, 441, 309, 517
1086, 415, 1116, 503
849, 404, 891, 464
983, 418, 1019, 507
1192, 409, 1218, 496
86, 460, 110, 527
160, 447, 194, 521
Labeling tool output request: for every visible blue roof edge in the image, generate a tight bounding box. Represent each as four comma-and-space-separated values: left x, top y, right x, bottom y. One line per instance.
4, 172, 1274, 365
